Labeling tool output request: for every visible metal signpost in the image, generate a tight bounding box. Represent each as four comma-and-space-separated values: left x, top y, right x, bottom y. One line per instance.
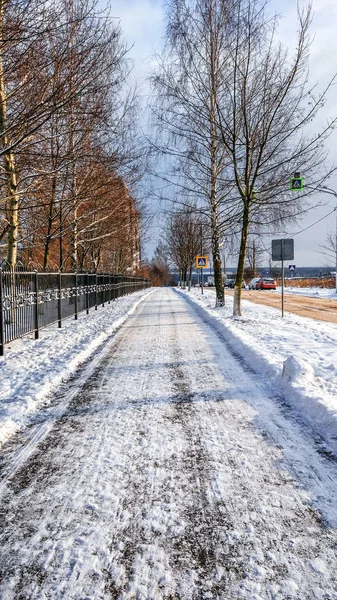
196, 256, 208, 295
272, 239, 294, 317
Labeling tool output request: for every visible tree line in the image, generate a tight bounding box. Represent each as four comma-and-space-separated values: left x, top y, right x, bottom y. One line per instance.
0, 0, 142, 274
151, 0, 336, 315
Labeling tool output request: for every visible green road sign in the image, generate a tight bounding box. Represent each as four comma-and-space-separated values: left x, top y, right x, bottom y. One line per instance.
290, 177, 304, 191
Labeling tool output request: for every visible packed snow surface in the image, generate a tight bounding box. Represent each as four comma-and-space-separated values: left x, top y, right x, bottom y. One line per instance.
181, 287, 337, 455
0, 288, 337, 598
0, 289, 153, 446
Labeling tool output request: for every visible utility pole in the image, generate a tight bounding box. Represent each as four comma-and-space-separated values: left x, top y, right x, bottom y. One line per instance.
223, 250, 226, 306
281, 248, 285, 318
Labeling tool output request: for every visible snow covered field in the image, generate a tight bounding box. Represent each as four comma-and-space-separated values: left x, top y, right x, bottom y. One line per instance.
1, 288, 337, 599
179, 287, 337, 455
278, 286, 337, 299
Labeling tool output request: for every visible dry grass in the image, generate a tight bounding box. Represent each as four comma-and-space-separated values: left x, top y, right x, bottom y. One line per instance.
276, 277, 335, 288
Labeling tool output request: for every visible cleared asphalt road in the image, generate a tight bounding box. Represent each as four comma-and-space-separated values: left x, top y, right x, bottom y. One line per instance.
0, 288, 337, 599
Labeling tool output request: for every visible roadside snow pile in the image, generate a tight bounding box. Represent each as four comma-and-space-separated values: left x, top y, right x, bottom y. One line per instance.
282, 355, 315, 383
178, 288, 337, 453
280, 354, 337, 447
0, 289, 152, 447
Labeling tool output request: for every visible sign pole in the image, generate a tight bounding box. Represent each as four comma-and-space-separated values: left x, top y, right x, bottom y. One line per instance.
223, 251, 226, 306
282, 259, 284, 317
200, 224, 204, 295
196, 253, 208, 290
281, 240, 284, 318
272, 238, 294, 318
335, 207, 337, 294
0, 269, 4, 357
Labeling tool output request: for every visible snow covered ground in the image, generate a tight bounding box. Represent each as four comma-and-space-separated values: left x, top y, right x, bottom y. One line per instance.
178, 287, 337, 455
278, 286, 337, 299
0, 288, 154, 447
1, 288, 337, 599
1, 284, 337, 458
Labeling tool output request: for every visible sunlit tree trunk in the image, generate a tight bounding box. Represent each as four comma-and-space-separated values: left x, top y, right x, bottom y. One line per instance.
0, 0, 20, 267
233, 202, 249, 316
209, 0, 224, 306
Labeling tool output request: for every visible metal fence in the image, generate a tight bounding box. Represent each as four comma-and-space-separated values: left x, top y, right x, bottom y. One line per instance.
0, 270, 150, 356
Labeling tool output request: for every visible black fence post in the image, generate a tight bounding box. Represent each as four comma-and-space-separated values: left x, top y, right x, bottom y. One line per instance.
112, 276, 115, 301
95, 273, 98, 310
102, 275, 105, 308
108, 274, 111, 304
86, 273, 89, 315
0, 269, 4, 357
34, 271, 39, 339
58, 271, 62, 328
74, 273, 78, 320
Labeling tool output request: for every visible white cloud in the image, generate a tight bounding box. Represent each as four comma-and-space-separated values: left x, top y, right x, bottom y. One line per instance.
103, 0, 165, 94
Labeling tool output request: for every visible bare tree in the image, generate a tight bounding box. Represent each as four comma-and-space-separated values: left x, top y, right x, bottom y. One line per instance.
319, 227, 337, 277
150, 242, 172, 286
0, 0, 144, 271
215, 0, 336, 314
151, 0, 240, 306
245, 236, 264, 279
152, 0, 336, 314
165, 208, 206, 290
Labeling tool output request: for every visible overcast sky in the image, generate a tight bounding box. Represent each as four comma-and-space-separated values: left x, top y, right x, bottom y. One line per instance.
105, 0, 337, 268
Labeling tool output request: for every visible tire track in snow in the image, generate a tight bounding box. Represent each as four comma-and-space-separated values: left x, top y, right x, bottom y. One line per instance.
169, 291, 337, 597
159, 296, 246, 597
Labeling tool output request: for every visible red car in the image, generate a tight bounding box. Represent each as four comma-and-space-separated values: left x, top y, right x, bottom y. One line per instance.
255, 277, 277, 290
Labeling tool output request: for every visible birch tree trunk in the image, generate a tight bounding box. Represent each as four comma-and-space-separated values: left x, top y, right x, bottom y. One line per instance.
233, 202, 249, 316
43, 174, 57, 270
0, 0, 19, 268
209, 0, 224, 307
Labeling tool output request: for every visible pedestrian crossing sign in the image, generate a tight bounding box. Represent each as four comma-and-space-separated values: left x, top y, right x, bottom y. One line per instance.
290, 177, 304, 191
196, 256, 209, 268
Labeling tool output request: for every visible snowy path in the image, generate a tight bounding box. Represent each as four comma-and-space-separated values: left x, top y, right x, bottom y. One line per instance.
0, 288, 337, 599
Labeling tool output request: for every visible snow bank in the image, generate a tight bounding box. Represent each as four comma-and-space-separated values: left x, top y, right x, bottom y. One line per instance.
178, 288, 337, 454
282, 355, 315, 383
0, 289, 153, 447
